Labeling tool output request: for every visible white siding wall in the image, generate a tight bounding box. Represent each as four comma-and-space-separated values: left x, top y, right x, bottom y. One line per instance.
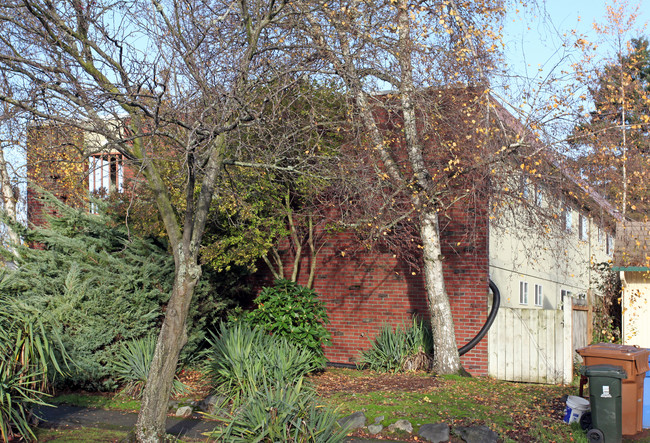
487, 180, 613, 384
621, 271, 650, 348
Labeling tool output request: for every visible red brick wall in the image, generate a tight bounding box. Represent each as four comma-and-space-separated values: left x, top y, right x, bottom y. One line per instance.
255, 198, 490, 375
27, 125, 87, 227
27, 124, 139, 227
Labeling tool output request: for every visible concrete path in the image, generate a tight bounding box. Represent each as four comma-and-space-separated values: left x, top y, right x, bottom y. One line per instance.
37, 405, 216, 440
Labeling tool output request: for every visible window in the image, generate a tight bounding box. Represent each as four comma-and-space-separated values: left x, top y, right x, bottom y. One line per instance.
535, 187, 543, 207
578, 215, 588, 241
520, 176, 530, 199
606, 233, 614, 256
598, 225, 603, 244
519, 281, 528, 305
534, 284, 543, 306
89, 153, 124, 195
564, 207, 572, 232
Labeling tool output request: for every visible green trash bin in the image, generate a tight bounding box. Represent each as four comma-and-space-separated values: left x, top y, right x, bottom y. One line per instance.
581, 364, 627, 443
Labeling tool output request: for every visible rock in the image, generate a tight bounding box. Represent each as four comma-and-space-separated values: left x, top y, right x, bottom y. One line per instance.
454, 425, 498, 443
368, 424, 383, 434
374, 415, 385, 424
337, 411, 366, 430
199, 395, 226, 414
167, 400, 180, 411
175, 406, 193, 418
388, 419, 413, 433
419, 423, 450, 443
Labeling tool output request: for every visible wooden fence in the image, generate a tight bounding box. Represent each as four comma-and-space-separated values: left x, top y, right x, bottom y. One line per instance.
488, 306, 573, 384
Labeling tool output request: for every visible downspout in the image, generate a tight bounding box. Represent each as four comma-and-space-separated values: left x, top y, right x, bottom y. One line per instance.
458, 279, 501, 356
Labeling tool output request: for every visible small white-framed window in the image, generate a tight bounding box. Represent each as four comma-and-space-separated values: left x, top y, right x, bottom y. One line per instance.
89, 153, 124, 214
535, 187, 543, 207
534, 284, 543, 306
519, 281, 529, 305
89, 153, 124, 195
598, 225, 603, 244
578, 215, 588, 241
564, 207, 572, 232
606, 233, 614, 256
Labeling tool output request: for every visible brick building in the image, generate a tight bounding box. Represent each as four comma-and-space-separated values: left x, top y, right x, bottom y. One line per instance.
27, 123, 130, 227
26, 97, 617, 382
255, 199, 490, 373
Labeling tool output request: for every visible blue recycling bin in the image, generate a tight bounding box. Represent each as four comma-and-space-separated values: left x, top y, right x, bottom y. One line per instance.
643, 357, 650, 429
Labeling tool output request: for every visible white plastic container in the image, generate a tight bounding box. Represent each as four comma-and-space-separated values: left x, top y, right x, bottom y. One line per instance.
563, 395, 590, 424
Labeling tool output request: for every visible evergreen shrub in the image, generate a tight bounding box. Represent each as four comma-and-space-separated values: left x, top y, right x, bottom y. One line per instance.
1, 197, 237, 390
208, 377, 347, 443
245, 279, 331, 368
204, 322, 346, 442
113, 335, 188, 399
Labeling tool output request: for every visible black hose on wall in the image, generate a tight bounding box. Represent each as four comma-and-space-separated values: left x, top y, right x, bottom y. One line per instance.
458, 279, 501, 356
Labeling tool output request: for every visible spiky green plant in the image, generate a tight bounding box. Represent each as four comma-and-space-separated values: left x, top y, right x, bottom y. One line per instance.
204, 322, 317, 407
0, 296, 66, 441
113, 335, 187, 399
207, 376, 347, 442
360, 318, 434, 373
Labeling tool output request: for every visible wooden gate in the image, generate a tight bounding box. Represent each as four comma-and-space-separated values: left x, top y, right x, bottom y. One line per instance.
572, 290, 592, 354
488, 306, 573, 384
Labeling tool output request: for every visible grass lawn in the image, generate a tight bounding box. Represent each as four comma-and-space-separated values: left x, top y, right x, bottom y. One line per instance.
44, 368, 650, 442
314, 369, 586, 442
50, 392, 141, 411
34, 427, 129, 442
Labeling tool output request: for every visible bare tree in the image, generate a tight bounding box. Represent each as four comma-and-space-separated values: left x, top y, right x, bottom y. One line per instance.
287, 0, 529, 374
0, 0, 307, 440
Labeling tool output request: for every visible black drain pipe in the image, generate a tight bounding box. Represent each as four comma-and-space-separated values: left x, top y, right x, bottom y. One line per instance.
458, 279, 501, 356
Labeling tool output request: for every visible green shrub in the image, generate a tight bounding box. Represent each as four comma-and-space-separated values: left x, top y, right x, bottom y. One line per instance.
246, 279, 331, 367
207, 376, 347, 443
360, 318, 433, 373
0, 197, 237, 390
113, 335, 187, 399
204, 322, 317, 406
591, 262, 622, 343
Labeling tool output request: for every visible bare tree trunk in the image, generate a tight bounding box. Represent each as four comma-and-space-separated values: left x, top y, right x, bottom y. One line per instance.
420, 209, 461, 374
397, 0, 460, 373
135, 261, 201, 442
0, 146, 20, 255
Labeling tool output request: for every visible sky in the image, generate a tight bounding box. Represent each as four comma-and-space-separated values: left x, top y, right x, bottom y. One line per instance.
503, 0, 648, 82
496, 0, 650, 145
